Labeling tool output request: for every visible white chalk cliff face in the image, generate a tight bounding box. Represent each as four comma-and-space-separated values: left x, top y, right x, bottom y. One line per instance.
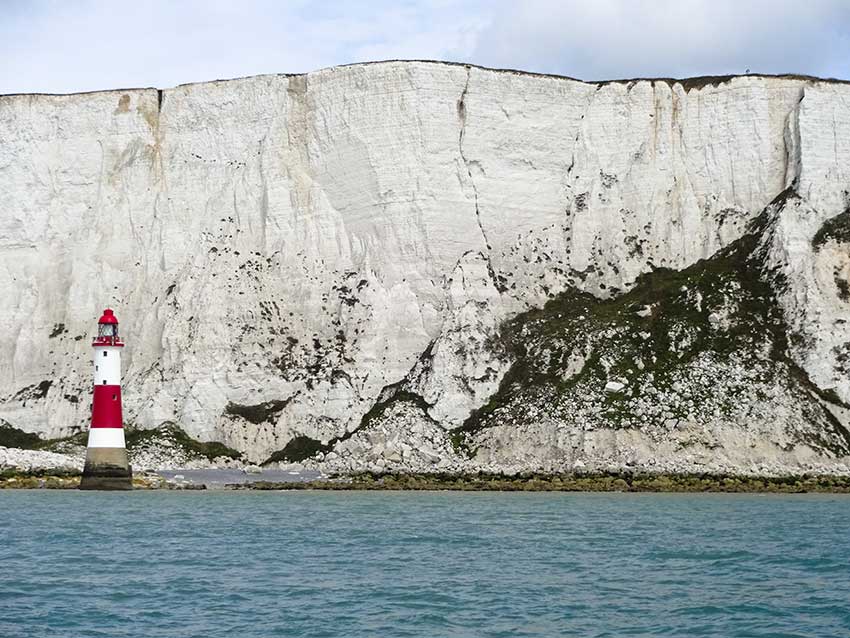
0, 62, 848, 471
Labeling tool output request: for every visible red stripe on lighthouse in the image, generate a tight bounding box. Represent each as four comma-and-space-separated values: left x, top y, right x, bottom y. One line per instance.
91, 385, 123, 428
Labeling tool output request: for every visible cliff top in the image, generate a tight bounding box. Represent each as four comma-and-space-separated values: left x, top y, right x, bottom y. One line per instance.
2, 58, 848, 99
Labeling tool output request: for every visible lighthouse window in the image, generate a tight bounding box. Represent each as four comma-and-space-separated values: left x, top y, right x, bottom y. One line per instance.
103, 351, 107, 357
112, 394, 117, 401
102, 380, 107, 385
98, 324, 117, 338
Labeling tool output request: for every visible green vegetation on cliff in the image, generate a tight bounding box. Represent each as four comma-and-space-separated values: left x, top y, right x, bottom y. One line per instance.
125, 422, 242, 461
0, 421, 44, 449
454, 212, 850, 457
812, 209, 850, 249
0, 420, 241, 462
0, 421, 86, 452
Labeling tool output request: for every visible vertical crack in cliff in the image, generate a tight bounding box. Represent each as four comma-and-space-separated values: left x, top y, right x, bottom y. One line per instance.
147, 87, 173, 263
257, 134, 270, 251
782, 88, 804, 191
285, 75, 312, 218
564, 89, 595, 222
457, 67, 492, 254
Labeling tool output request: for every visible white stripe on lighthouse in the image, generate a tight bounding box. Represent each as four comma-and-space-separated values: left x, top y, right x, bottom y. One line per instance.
93, 346, 122, 386
86, 427, 126, 448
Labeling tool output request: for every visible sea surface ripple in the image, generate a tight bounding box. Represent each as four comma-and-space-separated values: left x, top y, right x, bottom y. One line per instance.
1, 491, 849, 637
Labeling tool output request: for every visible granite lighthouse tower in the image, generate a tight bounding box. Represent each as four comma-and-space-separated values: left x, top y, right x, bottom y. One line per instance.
79, 309, 133, 490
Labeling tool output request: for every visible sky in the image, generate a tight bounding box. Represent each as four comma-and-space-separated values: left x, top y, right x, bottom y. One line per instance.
2, 0, 849, 94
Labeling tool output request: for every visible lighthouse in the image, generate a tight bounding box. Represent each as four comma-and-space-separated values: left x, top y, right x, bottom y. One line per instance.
79, 309, 133, 490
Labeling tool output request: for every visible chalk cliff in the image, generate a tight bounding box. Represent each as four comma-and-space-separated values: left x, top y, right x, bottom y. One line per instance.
1, 61, 848, 474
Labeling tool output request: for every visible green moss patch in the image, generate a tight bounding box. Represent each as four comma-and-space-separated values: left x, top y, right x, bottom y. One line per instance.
264, 435, 330, 464
0, 421, 44, 449
0, 422, 88, 452
812, 209, 850, 249
224, 399, 291, 424
126, 422, 242, 461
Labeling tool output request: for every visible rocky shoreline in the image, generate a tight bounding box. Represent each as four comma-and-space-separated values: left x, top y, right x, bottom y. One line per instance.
4, 436, 850, 493
4, 468, 850, 493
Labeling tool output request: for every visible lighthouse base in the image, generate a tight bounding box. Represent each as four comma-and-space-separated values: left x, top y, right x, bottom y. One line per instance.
79, 448, 133, 490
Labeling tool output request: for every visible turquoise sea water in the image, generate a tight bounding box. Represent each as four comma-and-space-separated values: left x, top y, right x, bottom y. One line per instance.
2, 491, 849, 637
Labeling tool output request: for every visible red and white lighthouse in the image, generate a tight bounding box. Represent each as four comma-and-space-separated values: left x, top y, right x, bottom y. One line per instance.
79, 309, 133, 490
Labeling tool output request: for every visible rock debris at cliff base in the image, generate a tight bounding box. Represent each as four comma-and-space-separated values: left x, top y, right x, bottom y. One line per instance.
0, 61, 848, 476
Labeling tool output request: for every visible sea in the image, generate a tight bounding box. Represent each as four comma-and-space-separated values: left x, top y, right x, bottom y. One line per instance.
2, 491, 849, 637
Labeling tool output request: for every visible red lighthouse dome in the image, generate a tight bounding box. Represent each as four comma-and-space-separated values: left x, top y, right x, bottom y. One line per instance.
94, 308, 123, 347
98, 308, 118, 324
